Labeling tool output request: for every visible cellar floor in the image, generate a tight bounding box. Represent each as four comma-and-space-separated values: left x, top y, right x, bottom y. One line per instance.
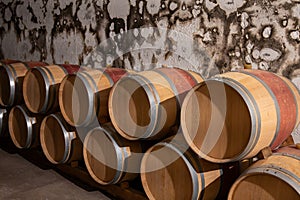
0, 149, 110, 200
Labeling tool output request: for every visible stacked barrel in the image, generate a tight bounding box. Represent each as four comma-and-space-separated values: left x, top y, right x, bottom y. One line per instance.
1, 58, 300, 199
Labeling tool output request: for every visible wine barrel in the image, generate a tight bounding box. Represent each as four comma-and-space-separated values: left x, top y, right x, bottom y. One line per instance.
59, 68, 128, 127
0, 61, 48, 106
40, 113, 82, 164
109, 67, 203, 140
8, 105, 43, 149
181, 69, 300, 163
83, 124, 142, 185
141, 135, 240, 200
228, 146, 300, 199
0, 108, 8, 137
23, 64, 80, 114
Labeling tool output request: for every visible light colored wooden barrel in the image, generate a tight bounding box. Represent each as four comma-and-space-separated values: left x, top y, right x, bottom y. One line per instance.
181, 69, 300, 163
40, 113, 82, 164
59, 67, 128, 127
0, 61, 48, 106
8, 105, 43, 149
0, 108, 8, 137
228, 146, 300, 200
83, 123, 142, 185
23, 64, 80, 114
109, 67, 203, 140
141, 135, 240, 200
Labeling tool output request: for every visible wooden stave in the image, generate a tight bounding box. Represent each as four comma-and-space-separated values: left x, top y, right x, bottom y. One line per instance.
241, 70, 298, 149
140, 135, 241, 200
228, 146, 300, 200
182, 70, 300, 163
181, 71, 280, 163
83, 124, 142, 185
0, 61, 48, 106
40, 113, 82, 164
23, 64, 80, 114
8, 105, 43, 149
109, 68, 203, 140
59, 68, 127, 127
0, 59, 20, 66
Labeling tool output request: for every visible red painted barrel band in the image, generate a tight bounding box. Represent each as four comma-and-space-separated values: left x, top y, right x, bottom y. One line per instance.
59, 64, 81, 74
0, 59, 20, 65
103, 68, 128, 83
243, 69, 297, 149
155, 68, 198, 94
24, 61, 48, 68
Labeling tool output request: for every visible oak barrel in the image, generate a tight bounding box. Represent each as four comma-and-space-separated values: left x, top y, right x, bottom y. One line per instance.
40, 113, 82, 164
181, 69, 300, 163
228, 146, 300, 200
109, 67, 203, 140
0, 61, 48, 106
8, 105, 43, 149
23, 64, 80, 114
59, 67, 128, 127
141, 135, 240, 200
83, 124, 142, 185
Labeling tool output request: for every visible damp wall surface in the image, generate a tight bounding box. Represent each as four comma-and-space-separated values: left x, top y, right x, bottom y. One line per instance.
0, 0, 300, 140
0, 1, 299, 75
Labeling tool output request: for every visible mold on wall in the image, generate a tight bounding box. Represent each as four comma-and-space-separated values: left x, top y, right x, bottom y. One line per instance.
0, 0, 299, 77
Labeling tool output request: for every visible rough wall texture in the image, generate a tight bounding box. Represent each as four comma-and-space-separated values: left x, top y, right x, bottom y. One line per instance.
0, 0, 300, 141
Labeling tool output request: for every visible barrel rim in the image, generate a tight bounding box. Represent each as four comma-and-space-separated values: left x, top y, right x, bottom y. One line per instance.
140, 142, 200, 200
83, 127, 125, 185
0, 65, 16, 106
40, 114, 72, 164
59, 74, 77, 126
109, 74, 159, 140
8, 105, 33, 149
181, 77, 260, 163
59, 72, 97, 127
76, 71, 99, 126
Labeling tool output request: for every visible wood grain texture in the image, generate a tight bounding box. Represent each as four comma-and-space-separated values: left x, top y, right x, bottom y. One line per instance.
83, 124, 142, 185
40, 113, 83, 164
228, 146, 300, 200
59, 68, 128, 127
23, 65, 67, 113
109, 68, 202, 140
181, 70, 297, 162
0, 62, 47, 106
242, 69, 298, 149
8, 105, 43, 149
141, 136, 240, 200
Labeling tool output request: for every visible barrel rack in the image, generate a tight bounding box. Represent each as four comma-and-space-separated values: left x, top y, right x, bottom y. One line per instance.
0, 136, 148, 200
